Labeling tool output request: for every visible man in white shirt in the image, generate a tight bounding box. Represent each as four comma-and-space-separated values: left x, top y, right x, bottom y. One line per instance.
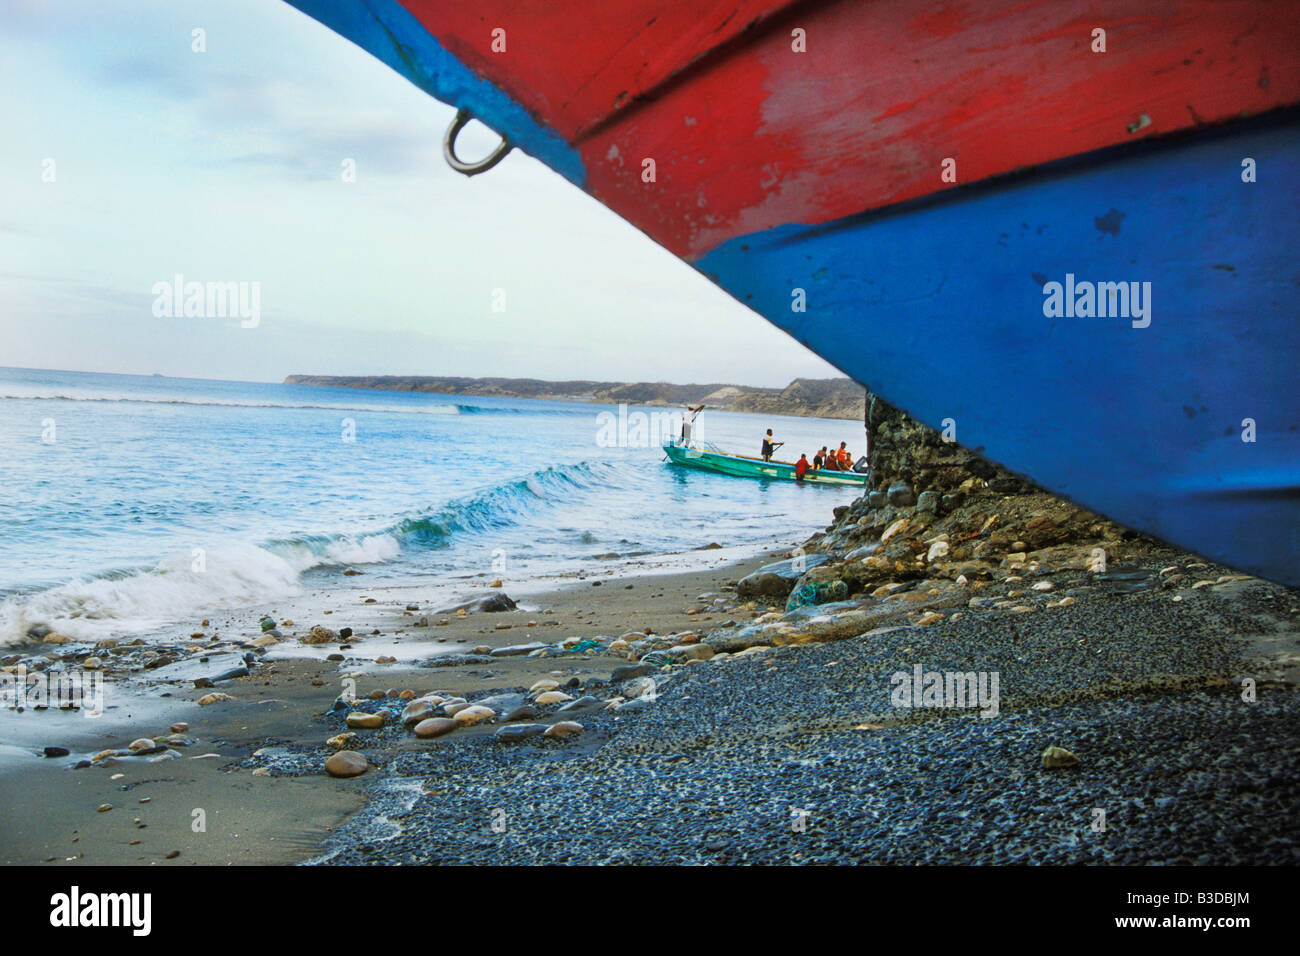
681, 404, 705, 443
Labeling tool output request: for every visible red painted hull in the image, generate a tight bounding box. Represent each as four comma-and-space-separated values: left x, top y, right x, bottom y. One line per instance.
399, 0, 1300, 257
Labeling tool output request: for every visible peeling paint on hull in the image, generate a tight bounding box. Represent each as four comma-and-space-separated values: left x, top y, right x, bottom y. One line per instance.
282, 0, 1300, 586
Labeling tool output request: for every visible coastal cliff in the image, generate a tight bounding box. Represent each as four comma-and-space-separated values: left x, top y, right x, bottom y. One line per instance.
283, 374, 867, 421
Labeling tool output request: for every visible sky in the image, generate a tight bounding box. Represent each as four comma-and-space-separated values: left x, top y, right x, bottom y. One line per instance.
0, 0, 842, 387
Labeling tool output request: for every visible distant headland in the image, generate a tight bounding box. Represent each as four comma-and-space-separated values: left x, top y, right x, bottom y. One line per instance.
282, 375, 867, 421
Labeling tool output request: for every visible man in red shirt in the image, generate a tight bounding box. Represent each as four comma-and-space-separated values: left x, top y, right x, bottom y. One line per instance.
795, 454, 809, 480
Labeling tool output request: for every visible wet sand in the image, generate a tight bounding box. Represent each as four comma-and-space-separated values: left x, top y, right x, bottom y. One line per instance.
0, 553, 776, 865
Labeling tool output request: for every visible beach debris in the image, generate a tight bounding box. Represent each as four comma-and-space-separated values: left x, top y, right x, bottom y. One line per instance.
324, 750, 369, 778
303, 625, 339, 644
259, 616, 276, 632
1041, 745, 1079, 769
345, 712, 384, 729
196, 693, 234, 706
785, 580, 849, 611
97, 804, 112, 813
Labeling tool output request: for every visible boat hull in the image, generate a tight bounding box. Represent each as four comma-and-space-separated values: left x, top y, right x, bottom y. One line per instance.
663, 442, 868, 486
283, 0, 1300, 586
698, 110, 1300, 586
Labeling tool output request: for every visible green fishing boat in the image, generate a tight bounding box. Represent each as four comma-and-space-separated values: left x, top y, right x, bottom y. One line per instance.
663, 440, 869, 487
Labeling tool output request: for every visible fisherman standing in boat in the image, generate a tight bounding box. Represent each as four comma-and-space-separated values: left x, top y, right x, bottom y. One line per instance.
795, 453, 809, 481
681, 403, 705, 444
761, 429, 783, 462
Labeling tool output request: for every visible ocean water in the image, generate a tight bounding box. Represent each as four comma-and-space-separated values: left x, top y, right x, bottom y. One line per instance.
0, 367, 867, 644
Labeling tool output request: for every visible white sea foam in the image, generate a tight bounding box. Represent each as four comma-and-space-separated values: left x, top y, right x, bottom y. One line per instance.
0, 534, 401, 646
0, 385, 463, 416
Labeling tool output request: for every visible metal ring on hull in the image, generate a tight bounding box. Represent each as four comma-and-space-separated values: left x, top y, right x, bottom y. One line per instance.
443, 108, 513, 176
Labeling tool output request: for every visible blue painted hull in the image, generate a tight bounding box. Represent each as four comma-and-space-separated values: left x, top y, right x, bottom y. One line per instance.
698, 112, 1300, 586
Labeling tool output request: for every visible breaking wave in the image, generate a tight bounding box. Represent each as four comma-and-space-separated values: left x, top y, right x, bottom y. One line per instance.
0, 460, 626, 645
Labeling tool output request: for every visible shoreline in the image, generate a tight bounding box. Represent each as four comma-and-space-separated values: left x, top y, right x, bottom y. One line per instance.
3, 531, 1298, 865
0, 552, 775, 865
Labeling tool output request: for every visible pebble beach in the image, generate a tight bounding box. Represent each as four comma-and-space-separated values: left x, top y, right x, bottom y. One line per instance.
5, 529, 1297, 866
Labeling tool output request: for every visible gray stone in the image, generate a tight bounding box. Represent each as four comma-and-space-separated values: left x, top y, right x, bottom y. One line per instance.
867, 491, 887, 509
494, 723, 547, 743
610, 663, 656, 683
916, 491, 940, 514
489, 642, 549, 657
886, 483, 916, 507
440, 592, 518, 614
736, 554, 830, 599
622, 677, 657, 699
845, 543, 879, 561
557, 695, 600, 712
472, 692, 526, 712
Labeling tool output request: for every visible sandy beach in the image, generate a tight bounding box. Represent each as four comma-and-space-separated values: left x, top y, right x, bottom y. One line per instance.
0, 551, 774, 865
4, 527, 1297, 866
